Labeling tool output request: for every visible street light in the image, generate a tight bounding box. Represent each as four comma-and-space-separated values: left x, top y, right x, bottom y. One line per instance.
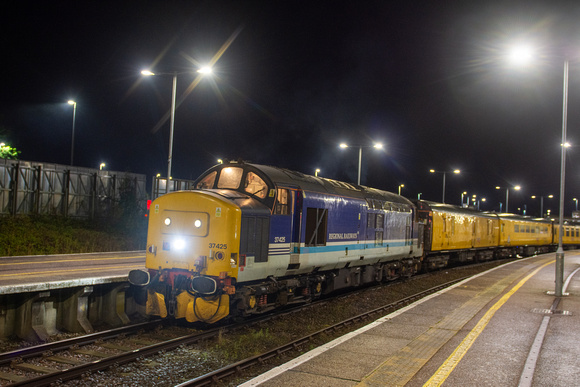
99, 163, 106, 170
461, 191, 468, 207
398, 184, 404, 195
508, 45, 568, 296
67, 100, 77, 165
496, 185, 520, 213
141, 67, 213, 192
531, 194, 554, 218
574, 198, 578, 211
315, 169, 321, 177
429, 169, 460, 203
339, 142, 383, 185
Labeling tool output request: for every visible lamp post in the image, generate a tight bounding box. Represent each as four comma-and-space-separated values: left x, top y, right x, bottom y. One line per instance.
339, 142, 383, 185
99, 163, 106, 170
461, 191, 467, 207
508, 46, 568, 296
67, 100, 77, 165
554, 60, 569, 297
398, 184, 404, 195
429, 169, 460, 203
315, 169, 321, 177
531, 194, 554, 218
574, 198, 578, 211
141, 67, 212, 192
496, 185, 520, 213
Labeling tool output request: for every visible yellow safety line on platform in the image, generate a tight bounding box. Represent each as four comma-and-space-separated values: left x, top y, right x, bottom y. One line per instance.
0, 256, 144, 266
0, 264, 141, 278
423, 259, 554, 387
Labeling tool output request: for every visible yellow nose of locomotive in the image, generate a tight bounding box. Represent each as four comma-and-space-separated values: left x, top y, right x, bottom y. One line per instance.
147, 191, 241, 278
144, 191, 241, 323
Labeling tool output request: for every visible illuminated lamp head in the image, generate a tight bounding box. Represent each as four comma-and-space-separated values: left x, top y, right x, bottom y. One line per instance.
174, 238, 186, 251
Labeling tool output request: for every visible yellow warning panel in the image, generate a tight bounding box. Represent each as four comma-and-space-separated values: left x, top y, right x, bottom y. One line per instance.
146, 290, 167, 318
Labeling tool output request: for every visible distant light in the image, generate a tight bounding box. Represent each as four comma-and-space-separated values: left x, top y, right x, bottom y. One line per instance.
482, 198, 486, 202
67, 100, 76, 105
141, 70, 155, 76
514, 186, 521, 190
217, 159, 223, 164
99, 163, 106, 170
531, 195, 536, 199
508, 45, 533, 66
197, 66, 213, 74
429, 169, 435, 173
548, 195, 554, 198
496, 186, 501, 190
315, 168, 321, 176
453, 169, 460, 174
561, 142, 571, 148
339, 143, 348, 148
374, 143, 383, 149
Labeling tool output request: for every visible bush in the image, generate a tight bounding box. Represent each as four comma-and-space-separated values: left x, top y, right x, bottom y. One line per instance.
0, 215, 147, 256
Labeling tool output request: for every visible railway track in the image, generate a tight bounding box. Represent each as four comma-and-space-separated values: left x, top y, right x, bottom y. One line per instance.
0, 261, 506, 386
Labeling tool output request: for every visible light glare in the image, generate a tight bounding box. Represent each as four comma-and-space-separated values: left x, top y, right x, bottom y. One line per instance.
508, 45, 533, 66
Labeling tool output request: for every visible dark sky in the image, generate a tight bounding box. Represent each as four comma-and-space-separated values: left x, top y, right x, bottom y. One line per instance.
2, 0, 580, 217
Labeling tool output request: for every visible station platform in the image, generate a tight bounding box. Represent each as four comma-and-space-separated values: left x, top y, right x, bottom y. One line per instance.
0, 251, 145, 294
241, 251, 580, 386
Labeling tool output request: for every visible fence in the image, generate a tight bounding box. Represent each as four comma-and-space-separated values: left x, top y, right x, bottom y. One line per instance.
151, 176, 197, 200
0, 159, 147, 218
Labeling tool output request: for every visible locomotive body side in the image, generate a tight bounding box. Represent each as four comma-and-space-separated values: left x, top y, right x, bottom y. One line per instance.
130, 162, 425, 323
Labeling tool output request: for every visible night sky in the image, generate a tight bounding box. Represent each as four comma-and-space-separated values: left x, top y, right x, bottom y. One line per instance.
2, 1, 580, 217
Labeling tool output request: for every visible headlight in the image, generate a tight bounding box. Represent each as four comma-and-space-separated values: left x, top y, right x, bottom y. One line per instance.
194, 219, 202, 228
174, 239, 186, 250
164, 217, 171, 226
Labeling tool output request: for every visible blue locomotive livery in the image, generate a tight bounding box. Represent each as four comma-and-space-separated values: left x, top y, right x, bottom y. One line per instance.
129, 161, 423, 323
129, 161, 580, 324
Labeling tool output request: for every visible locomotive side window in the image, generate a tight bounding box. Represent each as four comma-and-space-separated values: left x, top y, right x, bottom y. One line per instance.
217, 167, 244, 189
305, 208, 328, 246
196, 171, 217, 189
274, 188, 290, 215
244, 172, 267, 198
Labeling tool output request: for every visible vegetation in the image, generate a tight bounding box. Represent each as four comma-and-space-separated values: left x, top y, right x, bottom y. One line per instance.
0, 215, 148, 256
0, 142, 20, 159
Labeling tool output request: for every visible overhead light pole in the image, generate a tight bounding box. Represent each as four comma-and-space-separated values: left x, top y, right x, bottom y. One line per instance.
496, 185, 520, 213
141, 67, 212, 192
429, 169, 460, 203
555, 60, 569, 297
67, 100, 77, 165
507, 45, 568, 296
339, 142, 383, 185
398, 184, 404, 195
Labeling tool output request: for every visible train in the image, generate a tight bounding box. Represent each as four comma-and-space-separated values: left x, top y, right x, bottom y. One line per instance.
128, 161, 580, 324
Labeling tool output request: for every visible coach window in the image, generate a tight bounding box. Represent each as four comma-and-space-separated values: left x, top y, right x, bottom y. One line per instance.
274, 188, 290, 215
196, 171, 217, 189
514, 225, 519, 233
244, 172, 267, 199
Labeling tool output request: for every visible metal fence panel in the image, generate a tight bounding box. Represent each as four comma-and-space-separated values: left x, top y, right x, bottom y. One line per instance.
0, 159, 147, 219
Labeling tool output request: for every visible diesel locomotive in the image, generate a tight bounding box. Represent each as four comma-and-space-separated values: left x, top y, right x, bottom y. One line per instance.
128, 161, 580, 324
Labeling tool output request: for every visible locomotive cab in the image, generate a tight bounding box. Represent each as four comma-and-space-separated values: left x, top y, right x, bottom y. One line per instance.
130, 162, 279, 323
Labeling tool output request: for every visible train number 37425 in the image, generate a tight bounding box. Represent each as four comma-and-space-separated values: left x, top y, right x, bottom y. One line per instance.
209, 243, 227, 249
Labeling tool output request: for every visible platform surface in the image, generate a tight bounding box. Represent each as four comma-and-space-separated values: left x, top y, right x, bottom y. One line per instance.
241, 251, 580, 386
0, 251, 145, 294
